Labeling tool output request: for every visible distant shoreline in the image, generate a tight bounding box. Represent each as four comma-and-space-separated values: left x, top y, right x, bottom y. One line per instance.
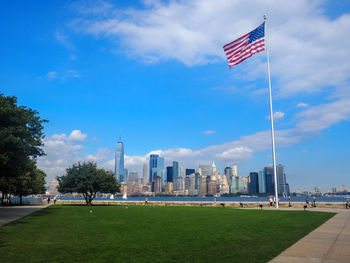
55, 199, 347, 209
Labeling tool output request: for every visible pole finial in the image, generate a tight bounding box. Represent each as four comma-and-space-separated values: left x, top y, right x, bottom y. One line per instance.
264, 14, 267, 20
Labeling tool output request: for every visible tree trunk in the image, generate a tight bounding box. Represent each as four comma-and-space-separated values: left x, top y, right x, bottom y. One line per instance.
82, 193, 89, 205
19, 195, 23, 205
6, 194, 11, 205
1, 193, 4, 206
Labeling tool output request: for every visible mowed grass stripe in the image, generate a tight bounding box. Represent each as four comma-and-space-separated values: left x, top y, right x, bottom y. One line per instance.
0, 205, 334, 263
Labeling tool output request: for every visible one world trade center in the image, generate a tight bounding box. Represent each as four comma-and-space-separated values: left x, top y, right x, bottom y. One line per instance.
115, 134, 125, 183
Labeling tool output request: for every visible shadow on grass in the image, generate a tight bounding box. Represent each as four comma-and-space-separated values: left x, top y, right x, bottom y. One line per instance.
0, 228, 8, 249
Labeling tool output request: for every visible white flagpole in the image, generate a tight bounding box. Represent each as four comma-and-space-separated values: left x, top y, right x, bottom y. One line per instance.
264, 14, 279, 208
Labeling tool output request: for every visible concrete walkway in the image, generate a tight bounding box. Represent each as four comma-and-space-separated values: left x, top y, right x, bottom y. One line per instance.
269, 208, 350, 263
0, 204, 48, 227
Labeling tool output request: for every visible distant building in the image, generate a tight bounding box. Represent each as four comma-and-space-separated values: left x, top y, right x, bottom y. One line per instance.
264, 165, 290, 196
232, 164, 238, 177
198, 163, 211, 177
200, 175, 207, 195
172, 161, 179, 184
224, 166, 232, 177
264, 166, 274, 194
115, 139, 125, 182
124, 169, 128, 182
157, 157, 165, 187
128, 172, 138, 182
185, 173, 195, 191
231, 176, 245, 193
258, 169, 266, 193
143, 163, 148, 185
185, 168, 195, 176
49, 179, 59, 196
165, 182, 173, 193
248, 172, 259, 194
166, 166, 173, 182
155, 176, 162, 193
207, 181, 217, 195
195, 172, 200, 190
174, 176, 183, 191
224, 166, 233, 186
149, 154, 159, 183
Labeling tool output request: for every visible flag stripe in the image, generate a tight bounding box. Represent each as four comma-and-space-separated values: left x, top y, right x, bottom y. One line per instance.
228, 41, 265, 66
226, 39, 264, 60
223, 33, 249, 50
223, 22, 265, 68
224, 39, 249, 56
228, 48, 265, 67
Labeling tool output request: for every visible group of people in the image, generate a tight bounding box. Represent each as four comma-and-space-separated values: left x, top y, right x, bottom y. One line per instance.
269, 197, 279, 207
47, 196, 58, 204
305, 196, 317, 207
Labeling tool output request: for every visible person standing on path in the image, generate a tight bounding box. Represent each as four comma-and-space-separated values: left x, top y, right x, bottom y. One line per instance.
269, 197, 273, 207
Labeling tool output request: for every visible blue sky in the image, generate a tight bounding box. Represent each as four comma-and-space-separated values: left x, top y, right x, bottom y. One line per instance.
1, 0, 350, 191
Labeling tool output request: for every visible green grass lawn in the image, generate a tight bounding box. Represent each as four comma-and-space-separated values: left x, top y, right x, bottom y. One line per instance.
0, 205, 334, 263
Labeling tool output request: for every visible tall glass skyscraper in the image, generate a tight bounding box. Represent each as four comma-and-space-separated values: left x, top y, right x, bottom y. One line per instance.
157, 157, 165, 187
258, 169, 266, 193
115, 140, 125, 183
149, 154, 159, 183
172, 161, 179, 184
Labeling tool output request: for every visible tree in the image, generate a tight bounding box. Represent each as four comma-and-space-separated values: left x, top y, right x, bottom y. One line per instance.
57, 162, 120, 205
12, 160, 46, 204
0, 94, 47, 204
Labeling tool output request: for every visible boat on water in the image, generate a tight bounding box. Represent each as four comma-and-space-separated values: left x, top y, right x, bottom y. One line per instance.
110, 194, 114, 200
122, 192, 127, 200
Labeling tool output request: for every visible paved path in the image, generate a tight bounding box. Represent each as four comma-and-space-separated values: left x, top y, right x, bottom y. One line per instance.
269, 208, 350, 263
0, 204, 48, 227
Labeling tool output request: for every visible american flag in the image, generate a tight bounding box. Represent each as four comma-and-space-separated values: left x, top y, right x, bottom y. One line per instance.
223, 22, 265, 68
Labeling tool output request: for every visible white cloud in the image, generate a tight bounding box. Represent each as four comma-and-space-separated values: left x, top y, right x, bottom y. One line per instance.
274, 111, 285, 121
297, 102, 308, 108
69, 0, 350, 99
215, 147, 253, 160
294, 98, 350, 133
202, 130, 216, 135
68, 130, 87, 142
37, 130, 90, 183
45, 70, 80, 80
266, 111, 285, 121
84, 148, 111, 162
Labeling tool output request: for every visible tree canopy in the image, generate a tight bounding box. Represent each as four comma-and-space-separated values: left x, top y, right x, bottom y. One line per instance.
58, 162, 120, 205
0, 94, 47, 205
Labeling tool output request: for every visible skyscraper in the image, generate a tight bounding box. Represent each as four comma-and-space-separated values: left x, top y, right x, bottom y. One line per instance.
248, 172, 259, 194
172, 161, 179, 184
149, 154, 159, 183
258, 169, 266, 193
157, 157, 165, 187
264, 166, 274, 194
276, 164, 290, 196
166, 166, 173, 182
224, 166, 232, 177
185, 169, 195, 176
232, 164, 238, 177
198, 163, 211, 177
143, 163, 148, 185
264, 165, 290, 196
115, 139, 125, 183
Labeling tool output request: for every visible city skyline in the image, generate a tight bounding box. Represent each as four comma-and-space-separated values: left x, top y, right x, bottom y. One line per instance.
2, 1, 350, 192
